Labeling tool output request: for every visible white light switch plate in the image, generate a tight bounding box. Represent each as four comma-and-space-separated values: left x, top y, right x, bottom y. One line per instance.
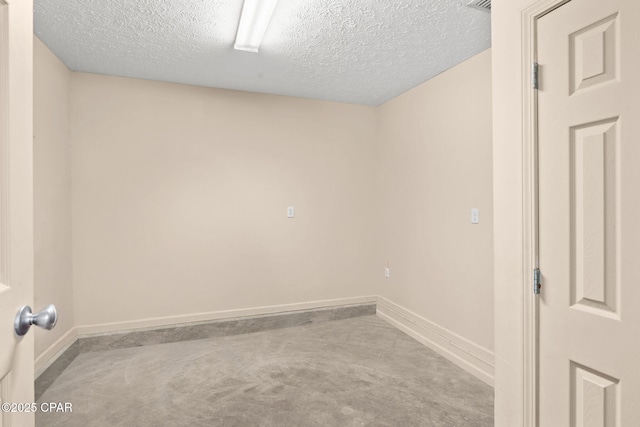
471, 208, 479, 224
287, 207, 295, 218
384, 267, 390, 278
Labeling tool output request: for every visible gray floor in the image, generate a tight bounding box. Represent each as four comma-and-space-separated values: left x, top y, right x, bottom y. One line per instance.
37, 316, 493, 427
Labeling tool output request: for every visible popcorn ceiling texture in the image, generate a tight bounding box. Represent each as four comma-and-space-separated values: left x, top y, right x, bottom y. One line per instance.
34, 0, 491, 106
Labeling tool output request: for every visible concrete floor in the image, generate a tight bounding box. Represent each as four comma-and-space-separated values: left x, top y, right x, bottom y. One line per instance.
37, 316, 493, 426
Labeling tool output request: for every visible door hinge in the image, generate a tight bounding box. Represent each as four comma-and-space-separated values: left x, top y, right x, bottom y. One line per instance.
533, 268, 541, 295
532, 62, 539, 90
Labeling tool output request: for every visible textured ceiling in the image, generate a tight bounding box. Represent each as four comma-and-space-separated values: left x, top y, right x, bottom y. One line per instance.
34, 0, 491, 106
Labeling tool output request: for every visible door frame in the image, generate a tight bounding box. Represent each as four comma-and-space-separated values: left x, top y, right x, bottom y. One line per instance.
520, 1, 571, 426
0, 0, 35, 420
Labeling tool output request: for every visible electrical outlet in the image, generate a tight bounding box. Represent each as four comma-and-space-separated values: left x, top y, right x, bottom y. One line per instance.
287, 207, 295, 218
384, 267, 390, 278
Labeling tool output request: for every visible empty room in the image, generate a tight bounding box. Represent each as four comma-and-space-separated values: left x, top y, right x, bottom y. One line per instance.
1, 0, 638, 426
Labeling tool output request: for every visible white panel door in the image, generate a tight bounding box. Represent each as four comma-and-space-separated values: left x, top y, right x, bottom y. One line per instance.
0, 0, 35, 426
538, 0, 640, 425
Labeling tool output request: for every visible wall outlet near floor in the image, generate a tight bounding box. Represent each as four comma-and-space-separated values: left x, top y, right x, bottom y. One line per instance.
384, 267, 390, 278
287, 207, 295, 218
471, 208, 479, 224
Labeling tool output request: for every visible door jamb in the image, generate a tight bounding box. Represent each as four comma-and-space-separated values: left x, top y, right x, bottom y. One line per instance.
520, 1, 572, 426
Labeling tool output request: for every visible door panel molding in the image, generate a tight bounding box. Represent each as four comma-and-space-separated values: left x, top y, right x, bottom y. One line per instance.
569, 13, 619, 94
570, 361, 619, 427
569, 117, 620, 319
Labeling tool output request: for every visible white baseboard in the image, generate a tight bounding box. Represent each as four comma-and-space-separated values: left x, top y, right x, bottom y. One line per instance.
36, 296, 376, 374
35, 327, 78, 378
75, 295, 378, 337
376, 296, 494, 386
35, 295, 494, 390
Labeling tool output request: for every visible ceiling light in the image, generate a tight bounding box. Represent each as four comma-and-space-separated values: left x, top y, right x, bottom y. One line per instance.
234, 0, 279, 53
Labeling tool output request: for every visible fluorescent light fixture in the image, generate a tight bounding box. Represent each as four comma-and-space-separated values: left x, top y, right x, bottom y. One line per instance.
234, 0, 279, 53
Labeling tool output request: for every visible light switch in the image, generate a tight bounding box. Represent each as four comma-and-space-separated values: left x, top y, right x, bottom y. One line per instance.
287, 207, 295, 218
471, 208, 479, 224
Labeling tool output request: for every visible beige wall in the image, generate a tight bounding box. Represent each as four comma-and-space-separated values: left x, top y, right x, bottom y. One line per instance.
70, 73, 378, 327
34, 42, 494, 387
33, 37, 74, 358
376, 49, 494, 352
